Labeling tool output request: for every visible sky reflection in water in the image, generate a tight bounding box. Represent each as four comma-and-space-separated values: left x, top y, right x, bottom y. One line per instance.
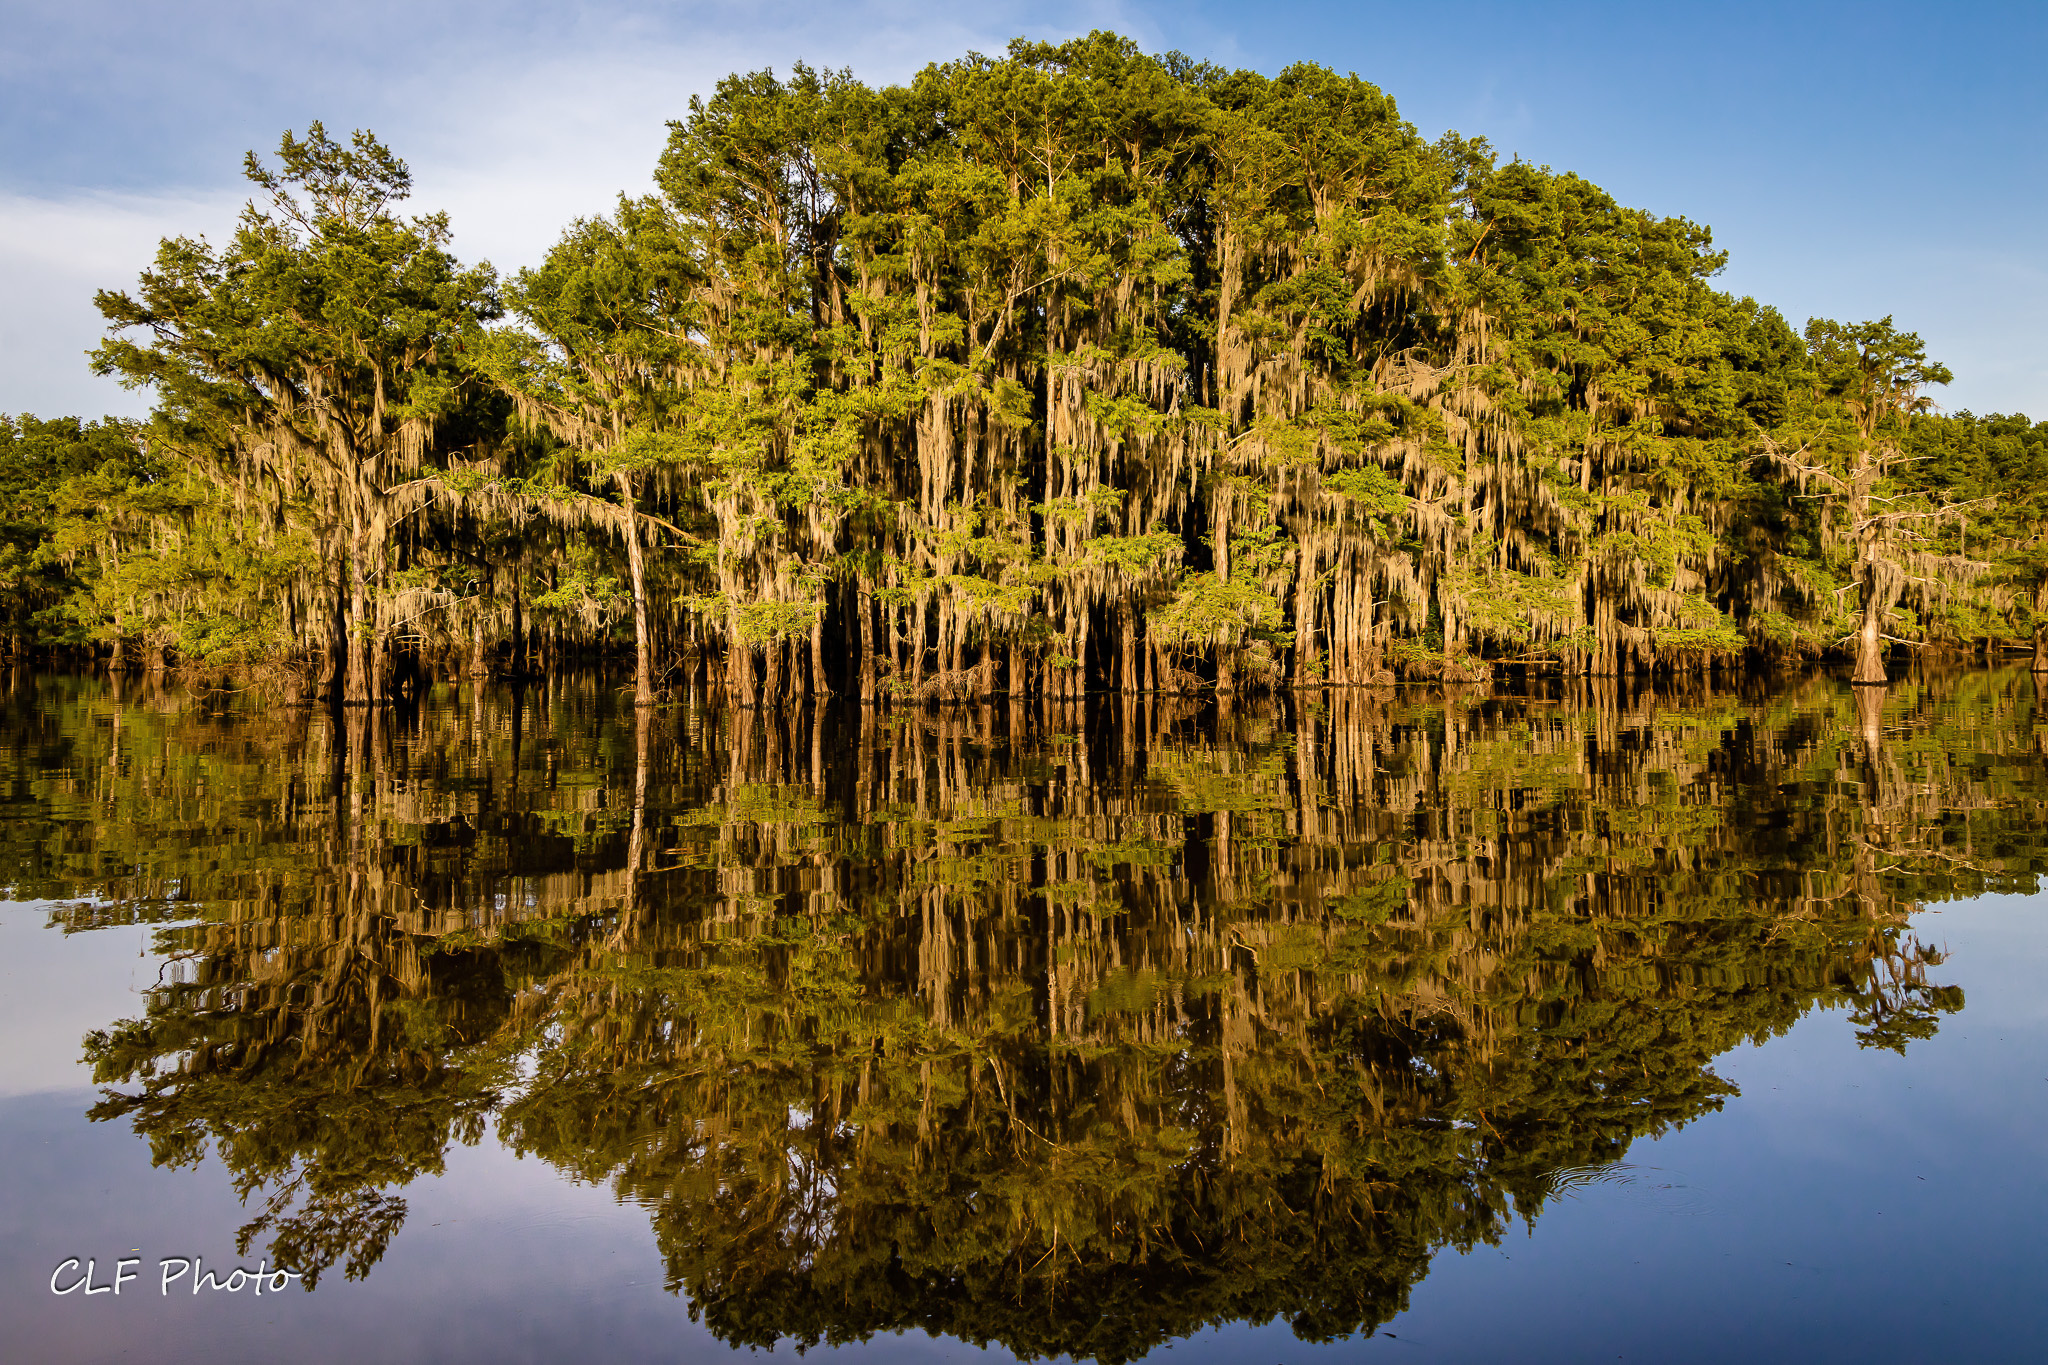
0, 669, 2044, 1363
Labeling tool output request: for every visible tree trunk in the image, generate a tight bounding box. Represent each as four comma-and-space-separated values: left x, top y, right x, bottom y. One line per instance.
1333, 556, 1353, 686
107, 539, 127, 673
2032, 621, 2047, 673
345, 558, 374, 704
1291, 545, 1318, 689
615, 472, 655, 707
811, 614, 832, 699
1120, 606, 1138, 693
1591, 590, 1618, 677
510, 573, 528, 679
322, 565, 348, 702
1074, 606, 1090, 698
725, 626, 750, 705
909, 598, 926, 697
1852, 567, 1888, 686
344, 496, 392, 705
856, 581, 877, 704
1846, 449, 1889, 686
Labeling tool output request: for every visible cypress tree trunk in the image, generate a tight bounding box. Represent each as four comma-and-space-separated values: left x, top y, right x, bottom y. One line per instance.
345, 550, 374, 704
1214, 498, 1230, 584
857, 581, 877, 704
344, 493, 394, 705
510, 575, 528, 679
909, 599, 927, 697
1333, 560, 1354, 686
107, 535, 128, 674
321, 566, 348, 702
811, 615, 831, 699
1291, 546, 1318, 690
1588, 578, 1616, 677
1120, 607, 1139, 693
1847, 451, 1889, 687
1852, 567, 1888, 686
724, 630, 746, 704
2031, 621, 2047, 673
1075, 608, 1091, 698
615, 473, 655, 707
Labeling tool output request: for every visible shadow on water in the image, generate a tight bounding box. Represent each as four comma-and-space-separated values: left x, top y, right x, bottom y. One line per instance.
3, 667, 2046, 1361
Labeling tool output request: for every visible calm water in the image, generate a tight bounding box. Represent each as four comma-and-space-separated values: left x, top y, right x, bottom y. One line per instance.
2, 669, 2045, 1363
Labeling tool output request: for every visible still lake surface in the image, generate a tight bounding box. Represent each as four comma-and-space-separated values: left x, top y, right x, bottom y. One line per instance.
1, 669, 2045, 1363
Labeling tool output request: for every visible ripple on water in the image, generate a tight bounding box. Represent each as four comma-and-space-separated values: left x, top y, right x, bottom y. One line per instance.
1540, 1161, 1720, 1217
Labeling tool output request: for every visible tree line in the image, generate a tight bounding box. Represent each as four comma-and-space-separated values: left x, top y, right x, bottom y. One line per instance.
4, 31, 2046, 704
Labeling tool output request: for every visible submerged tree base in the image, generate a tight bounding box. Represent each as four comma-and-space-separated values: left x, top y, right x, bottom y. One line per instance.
63, 637, 1990, 715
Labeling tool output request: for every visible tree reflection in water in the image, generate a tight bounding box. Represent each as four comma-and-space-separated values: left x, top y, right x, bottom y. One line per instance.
6, 668, 2044, 1358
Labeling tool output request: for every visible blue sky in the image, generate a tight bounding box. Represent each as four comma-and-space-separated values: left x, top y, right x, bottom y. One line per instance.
4, 0, 2043, 418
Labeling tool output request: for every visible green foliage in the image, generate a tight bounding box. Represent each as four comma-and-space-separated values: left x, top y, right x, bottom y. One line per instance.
1149, 571, 1293, 652
1324, 463, 1409, 517
0, 415, 140, 637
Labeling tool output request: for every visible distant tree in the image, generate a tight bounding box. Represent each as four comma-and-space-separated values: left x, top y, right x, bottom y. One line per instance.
0, 416, 138, 655
1901, 410, 2048, 669
1763, 317, 1961, 684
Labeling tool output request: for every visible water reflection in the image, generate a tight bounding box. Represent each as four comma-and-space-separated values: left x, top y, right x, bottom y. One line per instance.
5, 669, 2044, 1361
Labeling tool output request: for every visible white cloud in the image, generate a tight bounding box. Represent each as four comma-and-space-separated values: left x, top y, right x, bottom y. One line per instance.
0, 189, 242, 418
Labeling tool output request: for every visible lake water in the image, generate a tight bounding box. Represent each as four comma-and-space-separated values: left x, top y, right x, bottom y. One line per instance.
1, 669, 2044, 1363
